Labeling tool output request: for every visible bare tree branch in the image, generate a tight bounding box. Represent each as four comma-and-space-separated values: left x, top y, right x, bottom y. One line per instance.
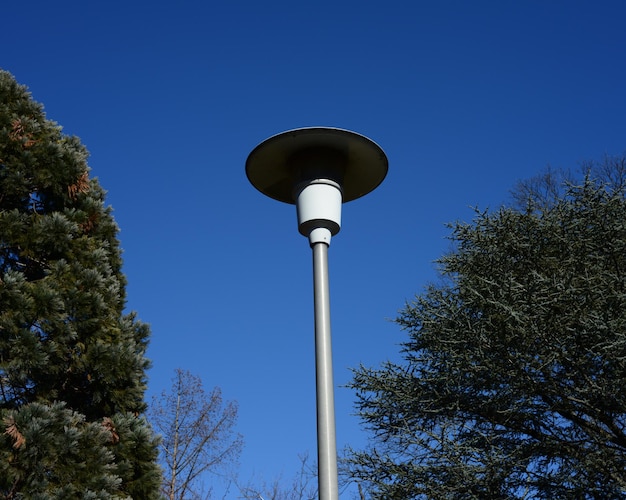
149, 369, 243, 499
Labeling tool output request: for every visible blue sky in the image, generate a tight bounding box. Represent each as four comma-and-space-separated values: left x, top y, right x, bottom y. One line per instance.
3, 1, 626, 496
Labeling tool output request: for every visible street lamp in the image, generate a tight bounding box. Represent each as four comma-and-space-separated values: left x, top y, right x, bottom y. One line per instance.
246, 127, 388, 500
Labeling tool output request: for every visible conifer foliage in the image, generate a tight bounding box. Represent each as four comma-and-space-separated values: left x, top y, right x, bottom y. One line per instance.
348, 159, 626, 499
0, 70, 161, 497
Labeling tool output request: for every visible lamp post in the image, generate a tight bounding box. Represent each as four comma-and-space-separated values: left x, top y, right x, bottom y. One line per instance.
246, 127, 388, 500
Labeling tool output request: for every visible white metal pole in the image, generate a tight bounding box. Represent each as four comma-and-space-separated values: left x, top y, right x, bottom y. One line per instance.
312, 240, 339, 500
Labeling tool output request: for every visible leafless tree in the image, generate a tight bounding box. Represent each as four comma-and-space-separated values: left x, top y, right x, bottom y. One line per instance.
237, 452, 317, 500
149, 369, 243, 499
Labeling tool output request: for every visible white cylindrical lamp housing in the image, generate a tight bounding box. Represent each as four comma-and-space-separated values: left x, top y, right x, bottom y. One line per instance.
295, 179, 342, 246
245, 127, 389, 246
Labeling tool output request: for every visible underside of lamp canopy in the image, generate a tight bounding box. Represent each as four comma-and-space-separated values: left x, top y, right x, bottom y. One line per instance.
245, 127, 388, 204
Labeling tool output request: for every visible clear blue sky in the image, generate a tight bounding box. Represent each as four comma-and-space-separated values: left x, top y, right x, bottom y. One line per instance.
3, 1, 626, 497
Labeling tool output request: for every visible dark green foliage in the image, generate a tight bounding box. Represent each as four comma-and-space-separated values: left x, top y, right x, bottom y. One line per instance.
0, 70, 161, 497
0, 401, 119, 498
348, 158, 626, 499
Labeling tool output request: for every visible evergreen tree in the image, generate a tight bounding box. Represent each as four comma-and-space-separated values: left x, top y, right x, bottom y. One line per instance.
348, 157, 626, 499
0, 70, 161, 497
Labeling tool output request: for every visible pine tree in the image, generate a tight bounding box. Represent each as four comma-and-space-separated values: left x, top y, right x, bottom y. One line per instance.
0, 70, 162, 497
348, 158, 626, 499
